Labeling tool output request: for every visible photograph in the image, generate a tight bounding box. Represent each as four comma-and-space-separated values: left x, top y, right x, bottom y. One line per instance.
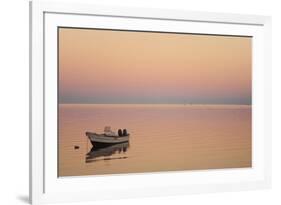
58, 27, 252, 177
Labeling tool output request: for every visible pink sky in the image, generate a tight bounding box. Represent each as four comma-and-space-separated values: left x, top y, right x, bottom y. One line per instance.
59, 28, 252, 104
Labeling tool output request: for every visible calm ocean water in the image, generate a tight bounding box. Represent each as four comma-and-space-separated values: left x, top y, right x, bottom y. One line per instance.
58, 104, 251, 177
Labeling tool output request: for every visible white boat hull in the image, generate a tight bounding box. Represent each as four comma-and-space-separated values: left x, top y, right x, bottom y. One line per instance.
86, 132, 129, 145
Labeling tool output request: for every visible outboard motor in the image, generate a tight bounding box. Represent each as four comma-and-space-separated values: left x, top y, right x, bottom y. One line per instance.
123, 129, 128, 136
118, 129, 123, 136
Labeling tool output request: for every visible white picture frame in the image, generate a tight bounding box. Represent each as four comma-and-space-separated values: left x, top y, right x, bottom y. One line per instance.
30, 0, 271, 204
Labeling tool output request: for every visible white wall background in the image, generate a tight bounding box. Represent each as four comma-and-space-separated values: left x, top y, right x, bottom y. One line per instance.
0, 0, 279, 204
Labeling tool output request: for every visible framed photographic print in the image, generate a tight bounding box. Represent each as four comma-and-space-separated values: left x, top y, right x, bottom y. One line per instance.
30, 0, 271, 204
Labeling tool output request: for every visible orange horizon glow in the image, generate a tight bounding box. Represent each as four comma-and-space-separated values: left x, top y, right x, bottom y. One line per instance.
59, 28, 252, 104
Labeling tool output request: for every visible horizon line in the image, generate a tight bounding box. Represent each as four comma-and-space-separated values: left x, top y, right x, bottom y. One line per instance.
58, 103, 252, 106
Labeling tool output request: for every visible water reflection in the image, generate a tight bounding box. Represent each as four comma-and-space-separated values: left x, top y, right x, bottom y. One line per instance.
86, 142, 129, 163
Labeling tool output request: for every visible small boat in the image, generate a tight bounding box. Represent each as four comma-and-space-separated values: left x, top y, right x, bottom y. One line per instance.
86, 126, 129, 146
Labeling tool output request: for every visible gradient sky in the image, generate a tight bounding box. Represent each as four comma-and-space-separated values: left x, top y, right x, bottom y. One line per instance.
59, 28, 252, 104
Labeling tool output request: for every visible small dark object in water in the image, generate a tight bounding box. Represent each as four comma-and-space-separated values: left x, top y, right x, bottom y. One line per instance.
118, 129, 123, 136
74, 146, 80, 149
123, 129, 128, 136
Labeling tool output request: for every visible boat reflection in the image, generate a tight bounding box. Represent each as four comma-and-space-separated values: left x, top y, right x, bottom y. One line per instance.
86, 142, 129, 163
